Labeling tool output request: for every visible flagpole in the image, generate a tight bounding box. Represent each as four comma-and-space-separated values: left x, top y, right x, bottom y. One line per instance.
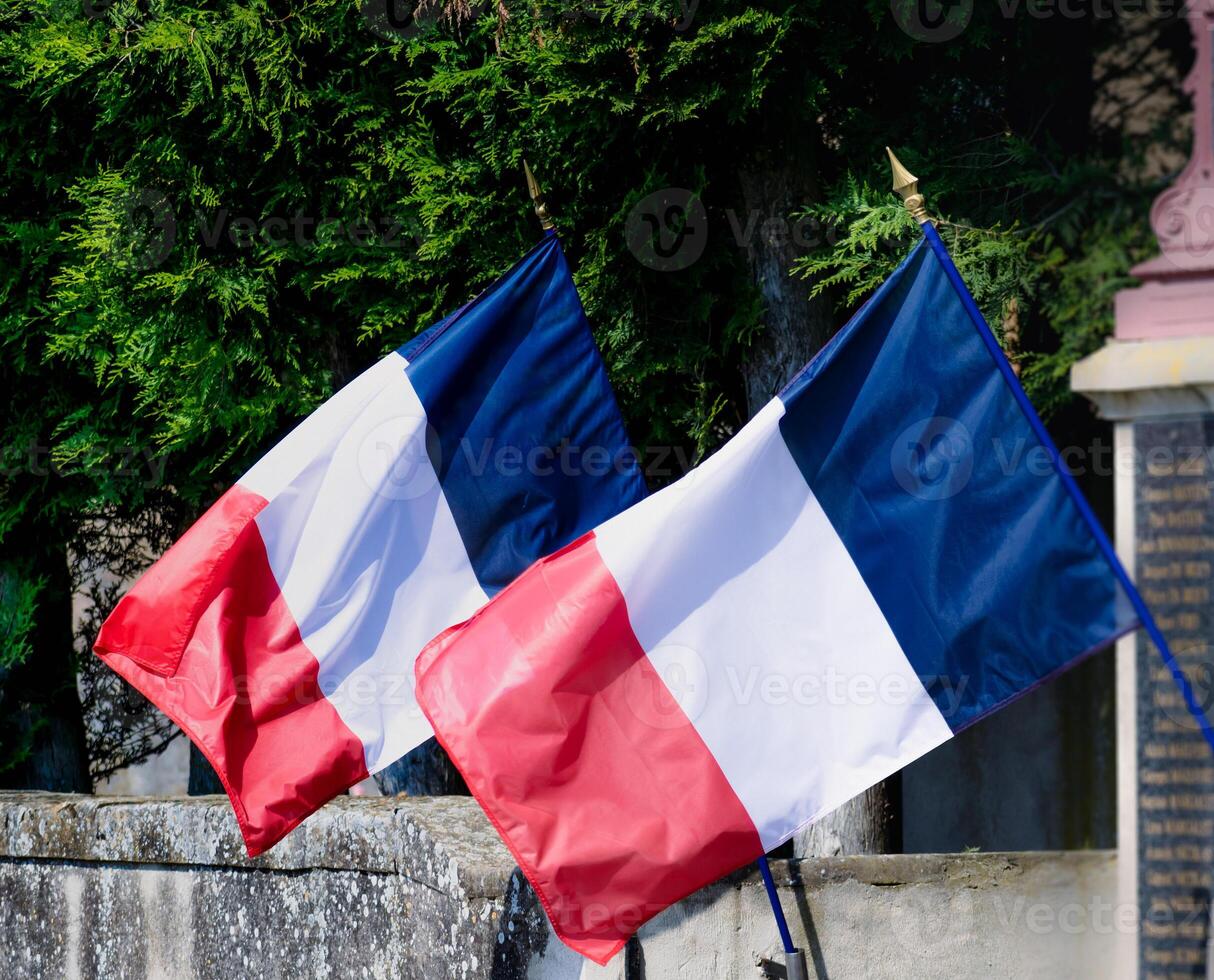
523, 159, 556, 232
757, 855, 808, 980
885, 147, 1214, 758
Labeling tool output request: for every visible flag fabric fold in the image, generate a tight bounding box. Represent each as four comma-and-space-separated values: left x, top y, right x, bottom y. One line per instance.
414, 236, 1139, 964
95, 232, 647, 856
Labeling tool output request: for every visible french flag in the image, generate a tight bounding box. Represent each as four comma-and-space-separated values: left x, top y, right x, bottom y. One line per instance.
94, 233, 647, 856
415, 229, 1140, 964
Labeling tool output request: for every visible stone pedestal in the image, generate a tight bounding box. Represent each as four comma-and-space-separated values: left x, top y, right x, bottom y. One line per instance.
1074, 347, 1214, 979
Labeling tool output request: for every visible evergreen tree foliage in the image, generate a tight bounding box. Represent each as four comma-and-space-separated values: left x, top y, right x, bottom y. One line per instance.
0, 0, 1193, 777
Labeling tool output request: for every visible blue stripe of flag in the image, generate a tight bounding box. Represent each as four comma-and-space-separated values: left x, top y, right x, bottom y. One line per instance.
777, 240, 1136, 730
402, 233, 648, 594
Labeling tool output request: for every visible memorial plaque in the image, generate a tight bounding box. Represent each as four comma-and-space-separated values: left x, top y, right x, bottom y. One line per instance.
1135, 417, 1214, 979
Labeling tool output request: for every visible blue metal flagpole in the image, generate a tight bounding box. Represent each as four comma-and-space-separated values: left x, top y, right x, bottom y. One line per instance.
757, 855, 808, 980
758, 856, 795, 953
885, 147, 1214, 758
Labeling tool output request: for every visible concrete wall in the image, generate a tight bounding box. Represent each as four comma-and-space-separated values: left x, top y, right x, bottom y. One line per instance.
0, 792, 1125, 979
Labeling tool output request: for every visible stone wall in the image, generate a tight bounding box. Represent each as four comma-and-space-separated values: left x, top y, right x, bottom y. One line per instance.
0, 792, 1125, 979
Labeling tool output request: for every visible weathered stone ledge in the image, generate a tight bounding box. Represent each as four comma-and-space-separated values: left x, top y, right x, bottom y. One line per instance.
0, 792, 1125, 979
0, 791, 512, 896
0, 790, 1113, 888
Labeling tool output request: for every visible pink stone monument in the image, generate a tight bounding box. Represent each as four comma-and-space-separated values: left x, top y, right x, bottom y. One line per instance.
1116, 0, 1214, 340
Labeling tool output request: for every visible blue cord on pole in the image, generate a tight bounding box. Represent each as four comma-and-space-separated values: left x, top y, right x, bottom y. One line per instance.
920, 220, 1214, 758
757, 855, 796, 955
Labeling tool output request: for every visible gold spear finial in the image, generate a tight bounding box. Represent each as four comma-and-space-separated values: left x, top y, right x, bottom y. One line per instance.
886, 146, 930, 225
523, 159, 555, 232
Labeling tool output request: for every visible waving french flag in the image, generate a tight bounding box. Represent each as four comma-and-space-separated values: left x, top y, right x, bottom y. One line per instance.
94, 233, 647, 856
415, 228, 1142, 964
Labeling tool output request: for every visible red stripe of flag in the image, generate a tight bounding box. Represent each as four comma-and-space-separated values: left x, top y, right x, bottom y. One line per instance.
415, 531, 762, 965
95, 485, 369, 856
